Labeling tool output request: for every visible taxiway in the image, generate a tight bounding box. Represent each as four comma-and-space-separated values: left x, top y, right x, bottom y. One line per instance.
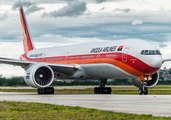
0, 92, 170, 117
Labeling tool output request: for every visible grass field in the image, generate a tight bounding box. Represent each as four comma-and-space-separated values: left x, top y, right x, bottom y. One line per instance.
0, 86, 171, 119
0, 101, 170, 120
0, 85, 171, 94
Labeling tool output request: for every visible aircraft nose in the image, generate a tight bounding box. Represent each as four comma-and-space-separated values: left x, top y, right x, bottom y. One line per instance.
151, 56, 162, 68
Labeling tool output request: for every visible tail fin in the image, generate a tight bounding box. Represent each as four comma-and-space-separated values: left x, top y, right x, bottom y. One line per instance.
19, 7, 35, 53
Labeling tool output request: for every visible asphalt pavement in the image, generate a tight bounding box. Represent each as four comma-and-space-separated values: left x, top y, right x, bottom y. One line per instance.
0, 92, 170, 117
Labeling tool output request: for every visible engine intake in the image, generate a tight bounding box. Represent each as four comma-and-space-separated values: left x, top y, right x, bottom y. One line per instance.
24, 64, 54, 88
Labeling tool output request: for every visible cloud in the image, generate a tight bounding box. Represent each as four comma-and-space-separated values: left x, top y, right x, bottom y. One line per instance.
34, 34, 105, 44
159, 42, 167, 48
0, 14, 7, 21
100, 7, 105, 11
25, 5, 44, 15
95, 0, 106, 3
12, 0, 34, 9
132, 19, 143, 25
94, 0, 124, 3
12, 1, 44, 15
114, 8, 130, 13
43, 1, 87, 17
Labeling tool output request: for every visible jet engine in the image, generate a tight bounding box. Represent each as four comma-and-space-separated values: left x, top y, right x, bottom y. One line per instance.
129, 72, 159, 88
24, 64, 54, 88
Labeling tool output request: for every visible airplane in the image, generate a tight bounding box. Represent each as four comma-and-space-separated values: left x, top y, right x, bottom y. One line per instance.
0, 7, 169, 95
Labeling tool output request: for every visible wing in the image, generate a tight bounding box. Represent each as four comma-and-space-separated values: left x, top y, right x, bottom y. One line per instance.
0, 57, 78, 76
162, 58, 171, 63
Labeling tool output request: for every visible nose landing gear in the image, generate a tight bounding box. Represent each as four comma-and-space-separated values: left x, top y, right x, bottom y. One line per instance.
138, 75, 151, 95
138, 87, 148, 95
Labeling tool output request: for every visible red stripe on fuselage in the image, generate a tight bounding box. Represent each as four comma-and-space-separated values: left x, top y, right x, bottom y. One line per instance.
20, 52, 159, 76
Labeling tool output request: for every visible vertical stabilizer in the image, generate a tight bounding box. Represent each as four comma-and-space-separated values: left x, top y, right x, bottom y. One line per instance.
19, 7, 35, 53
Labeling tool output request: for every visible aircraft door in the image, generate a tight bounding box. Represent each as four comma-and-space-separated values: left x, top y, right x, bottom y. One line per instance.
122, 47, 129, 62
96, 54, 100, 63
65, 56, 68, 64
65, 52, 69, 64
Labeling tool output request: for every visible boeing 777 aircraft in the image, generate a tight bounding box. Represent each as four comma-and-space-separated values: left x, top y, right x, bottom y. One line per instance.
0, 7, 170, 95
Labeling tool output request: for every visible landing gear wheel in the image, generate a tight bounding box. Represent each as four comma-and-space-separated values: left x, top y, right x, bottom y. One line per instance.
97, 88, 100, 94
107, 87, 112, 94
94, 87, 112, 94
143, 87, 148, 95
38, 89, 40, 94
37, 87, 54, 94
94, 87, 98, 94
138, 87, 148, 95
138, 88, 143, 95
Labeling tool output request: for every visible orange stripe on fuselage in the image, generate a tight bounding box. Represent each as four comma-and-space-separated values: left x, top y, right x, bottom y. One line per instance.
20, 52, 158, 77
44, 58, 143, 76
112, 59, 144, 76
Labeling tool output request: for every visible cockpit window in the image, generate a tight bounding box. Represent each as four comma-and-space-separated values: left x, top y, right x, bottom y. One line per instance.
149, 50, 155, 55
155, 50, 161, 55
141, 50, 161, 55
141, 50, 144, 54
145, 50, 148, 54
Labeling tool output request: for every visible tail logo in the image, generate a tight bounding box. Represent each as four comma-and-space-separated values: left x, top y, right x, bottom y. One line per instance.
20, 7, 35, 53
23, 27, 26, 45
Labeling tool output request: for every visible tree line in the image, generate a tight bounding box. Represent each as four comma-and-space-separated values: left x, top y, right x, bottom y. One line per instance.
0, 75, 170, 86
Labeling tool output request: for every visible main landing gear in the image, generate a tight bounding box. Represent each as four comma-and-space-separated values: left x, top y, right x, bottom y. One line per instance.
94, 79, 112, 94
138, 86, 148, 95
37, 87, 54, 94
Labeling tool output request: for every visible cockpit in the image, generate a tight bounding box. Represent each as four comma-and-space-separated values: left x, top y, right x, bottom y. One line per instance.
141, 50, 161, 55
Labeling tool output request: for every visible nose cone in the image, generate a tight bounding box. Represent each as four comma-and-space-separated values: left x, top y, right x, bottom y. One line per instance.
151, 56, 162, 68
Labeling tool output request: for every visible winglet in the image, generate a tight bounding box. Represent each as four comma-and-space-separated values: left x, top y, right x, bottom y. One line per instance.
19, 7, 35, 53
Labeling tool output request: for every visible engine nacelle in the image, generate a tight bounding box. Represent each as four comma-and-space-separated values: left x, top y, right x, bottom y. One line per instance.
129, 72, 159, 88
24, 63, 54, 88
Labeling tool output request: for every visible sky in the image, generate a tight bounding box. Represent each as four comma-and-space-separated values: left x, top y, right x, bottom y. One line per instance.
0, 0, 171, 77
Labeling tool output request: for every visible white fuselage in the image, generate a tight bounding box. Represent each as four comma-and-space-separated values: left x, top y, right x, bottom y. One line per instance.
20, 39, 162, 80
